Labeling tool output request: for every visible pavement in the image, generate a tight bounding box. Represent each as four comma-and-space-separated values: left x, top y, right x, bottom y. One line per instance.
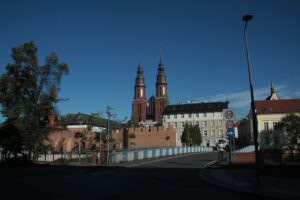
199, 159, 300, 200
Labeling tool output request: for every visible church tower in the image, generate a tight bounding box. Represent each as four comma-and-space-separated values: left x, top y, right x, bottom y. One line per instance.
154, 55, 169, 122
265, 82, 280, 101
132, 63, 147, 123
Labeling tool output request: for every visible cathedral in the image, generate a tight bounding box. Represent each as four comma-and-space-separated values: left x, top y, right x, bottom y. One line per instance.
132, 56, 169, 123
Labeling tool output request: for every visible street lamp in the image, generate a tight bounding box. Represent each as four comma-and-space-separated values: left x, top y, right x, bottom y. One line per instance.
242, 14, 261, 188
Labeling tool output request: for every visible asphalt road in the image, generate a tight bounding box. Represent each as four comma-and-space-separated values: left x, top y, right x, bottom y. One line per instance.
0, 152, 270, 200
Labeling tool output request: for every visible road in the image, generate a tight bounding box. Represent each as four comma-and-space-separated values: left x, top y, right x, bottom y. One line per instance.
0, 152, 270, 200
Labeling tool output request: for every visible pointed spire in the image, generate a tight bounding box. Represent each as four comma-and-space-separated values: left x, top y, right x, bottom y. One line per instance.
266, 82, 280, 100
271, 82, 275, 94
158, 47, 164, 72
137, 50, 143, 74
159, 47, 163, 66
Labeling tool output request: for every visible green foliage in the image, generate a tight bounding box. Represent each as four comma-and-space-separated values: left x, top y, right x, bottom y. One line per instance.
181, 123, 202, 146
275, 114, 300, 150
0, 41, 69, 158
0, 121, 23, 157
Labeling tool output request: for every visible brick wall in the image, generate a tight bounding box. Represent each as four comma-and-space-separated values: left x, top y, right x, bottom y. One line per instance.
112, 126, 176, 149
46, 129, 97, 152
232, 152, 255, 164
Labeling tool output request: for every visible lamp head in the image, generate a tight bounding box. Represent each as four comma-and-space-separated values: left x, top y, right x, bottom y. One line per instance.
243, 15, 253, 22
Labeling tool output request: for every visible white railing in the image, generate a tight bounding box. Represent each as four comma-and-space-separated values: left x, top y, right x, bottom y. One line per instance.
109, 146, 213, 164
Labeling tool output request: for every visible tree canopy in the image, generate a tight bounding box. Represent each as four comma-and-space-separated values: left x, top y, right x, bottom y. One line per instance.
275, 114, 300, 150
0, 41, 69, 159
181, 123, 202, 146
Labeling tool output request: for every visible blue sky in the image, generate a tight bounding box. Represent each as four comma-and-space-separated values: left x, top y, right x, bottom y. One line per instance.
1, 0, 300, 121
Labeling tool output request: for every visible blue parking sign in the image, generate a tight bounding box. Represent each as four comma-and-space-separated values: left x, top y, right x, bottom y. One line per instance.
226, 128, 234, 139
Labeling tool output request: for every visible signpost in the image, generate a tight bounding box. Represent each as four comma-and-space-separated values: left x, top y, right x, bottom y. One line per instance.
223, 109, 236, 165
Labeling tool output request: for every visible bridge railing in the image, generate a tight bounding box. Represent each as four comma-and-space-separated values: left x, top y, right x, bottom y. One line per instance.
108, 146, 213, 164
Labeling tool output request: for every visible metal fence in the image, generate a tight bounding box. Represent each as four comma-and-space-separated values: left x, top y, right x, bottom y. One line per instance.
261, 149, 300, 166
37, 151, 105, 165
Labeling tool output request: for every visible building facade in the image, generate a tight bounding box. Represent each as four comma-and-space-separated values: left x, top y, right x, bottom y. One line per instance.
246, 84, 300, 148
162, 101, 229, 147
132, 56, 169, 123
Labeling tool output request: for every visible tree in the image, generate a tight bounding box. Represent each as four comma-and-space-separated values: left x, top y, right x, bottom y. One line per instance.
275, 114, 300, 158
0, 121, 23, 158
181, 123, 202, 146
0, 41, 69, 159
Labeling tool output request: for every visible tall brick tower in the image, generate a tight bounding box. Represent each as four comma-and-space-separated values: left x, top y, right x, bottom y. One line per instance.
154, 56, 169, 122
132, 63, 147, 123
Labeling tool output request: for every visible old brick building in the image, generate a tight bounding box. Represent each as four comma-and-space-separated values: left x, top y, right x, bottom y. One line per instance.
132, 56, 169, 123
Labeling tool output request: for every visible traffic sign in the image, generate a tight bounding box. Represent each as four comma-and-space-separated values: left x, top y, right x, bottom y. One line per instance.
226, 129, 234, 138
223, 109, 235, 121
226, 120, 234, 129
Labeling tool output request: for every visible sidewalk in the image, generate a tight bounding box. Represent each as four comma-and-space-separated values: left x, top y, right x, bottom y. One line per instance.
199, 160, 300, 200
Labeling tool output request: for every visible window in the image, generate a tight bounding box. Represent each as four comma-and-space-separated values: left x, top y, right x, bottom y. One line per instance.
181, 114, 185, 119
196, 113, 199, 118
265, 136, 270, 145
181, 122, 184, 128
211, 130, 215, 137
203, 113, 207, 117
204, 121, 207, 127
264, 122, 269, 130
167, 115, 170, 119
210, 121, 214, 127
174, 122, 177, 128
273, 122, 278, 128
196, 121, 199, 127
188, 122, 192, 126
274, 136, 279, 145
219, 129, 223, 137
204, 130, 207, 136
212, 113, 214, 117
163, 117, 166, 122
189, 114, 192, 118
174, 114, 177, 119
218, 120, 222, 126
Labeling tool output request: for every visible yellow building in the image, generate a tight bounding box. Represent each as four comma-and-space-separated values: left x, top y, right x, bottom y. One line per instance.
250, 84, 300, 148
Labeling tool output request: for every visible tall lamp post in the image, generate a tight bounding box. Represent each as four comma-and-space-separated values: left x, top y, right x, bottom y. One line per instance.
242, 14, 261, 188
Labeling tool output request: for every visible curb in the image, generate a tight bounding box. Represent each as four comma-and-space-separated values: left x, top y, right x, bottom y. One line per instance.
199, 161, 299, 200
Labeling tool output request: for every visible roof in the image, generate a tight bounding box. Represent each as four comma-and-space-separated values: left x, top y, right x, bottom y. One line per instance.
255, 99, 300, 114
162, 102, 228, 115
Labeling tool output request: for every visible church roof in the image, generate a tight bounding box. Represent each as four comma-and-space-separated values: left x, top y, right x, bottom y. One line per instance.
162, 101, 228, 115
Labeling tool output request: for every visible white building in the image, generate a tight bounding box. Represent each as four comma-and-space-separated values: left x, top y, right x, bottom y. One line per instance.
162, 101, 229, 147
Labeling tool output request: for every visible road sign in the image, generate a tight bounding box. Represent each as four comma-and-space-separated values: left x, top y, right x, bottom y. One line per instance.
226, 129, 234, 139
226, 120, 234, 129
223, 109, 235, 121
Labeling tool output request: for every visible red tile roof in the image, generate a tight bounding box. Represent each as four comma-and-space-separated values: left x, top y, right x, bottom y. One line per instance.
255, 99, 300, 114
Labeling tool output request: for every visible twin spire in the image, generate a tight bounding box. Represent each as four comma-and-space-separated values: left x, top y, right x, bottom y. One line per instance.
132, 49, 169, 123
